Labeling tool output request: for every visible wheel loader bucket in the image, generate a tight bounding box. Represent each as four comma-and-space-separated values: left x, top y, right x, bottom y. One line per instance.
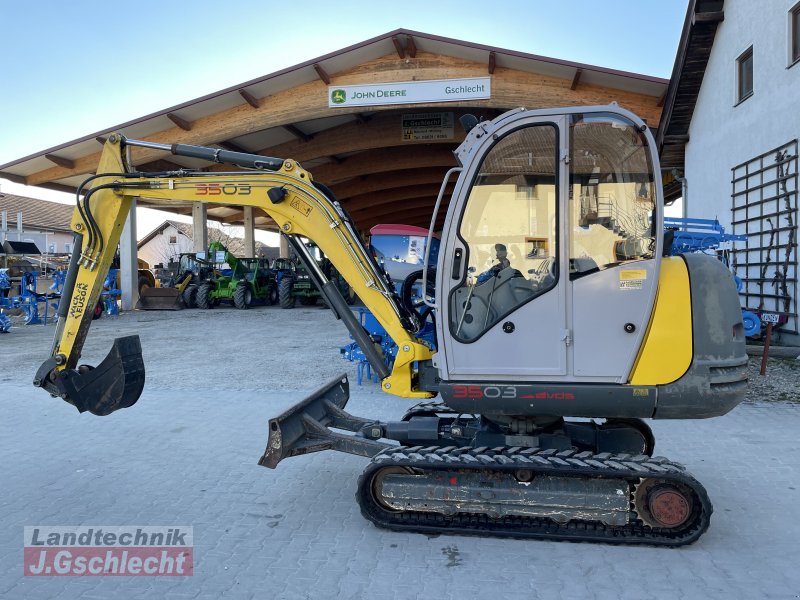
135, 287, 185, 310
258, 374, 390, 469
33, 335, 145, 416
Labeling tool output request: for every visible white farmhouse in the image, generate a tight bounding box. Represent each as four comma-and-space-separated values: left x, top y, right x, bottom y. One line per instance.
659, 0, 800, 343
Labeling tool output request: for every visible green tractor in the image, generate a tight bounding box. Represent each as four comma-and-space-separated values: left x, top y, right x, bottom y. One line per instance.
273, 250, 356, 309
230, 257, 278, 309
195, 243, 278, 309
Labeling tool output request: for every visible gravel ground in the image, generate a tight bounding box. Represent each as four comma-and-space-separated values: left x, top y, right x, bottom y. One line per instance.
745, 353, 800, 404
3, 303, 798, 404
2, 305, 800, 599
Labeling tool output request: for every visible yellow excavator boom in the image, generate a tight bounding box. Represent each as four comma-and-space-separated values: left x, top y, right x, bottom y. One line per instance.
33, 134, 433, 415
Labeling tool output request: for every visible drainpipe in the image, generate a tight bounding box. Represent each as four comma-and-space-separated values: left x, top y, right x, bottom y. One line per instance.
672, 169, 688, 227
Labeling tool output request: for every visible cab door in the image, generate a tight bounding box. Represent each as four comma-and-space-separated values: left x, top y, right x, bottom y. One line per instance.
566, 112, 661, 381
437, 116, 568, 379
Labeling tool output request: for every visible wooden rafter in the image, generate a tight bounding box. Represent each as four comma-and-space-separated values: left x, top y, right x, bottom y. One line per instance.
310, 145, 457, 184
570, 68, 582, 91
406, 35, 417, 58
283, 124, 313, 143
663, 134, 690, 144
693, 11, 724, 24
313, 63, 331, 85
217, 140, 250, 153
44, 154, 74, 169
220, 211, 244, 224
392, 35, 405, 59
488, 51, 496, 74
167, 112, 192, 131
238, 88, 261, 109
331, 167, 447, 200
139, 159, 191, 172
344, 182, 454, 212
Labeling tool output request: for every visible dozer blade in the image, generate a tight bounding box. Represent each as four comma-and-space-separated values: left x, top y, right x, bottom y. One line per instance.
135, 287, 185, 310
33, 335, 145, 416
259, 374, 391, 469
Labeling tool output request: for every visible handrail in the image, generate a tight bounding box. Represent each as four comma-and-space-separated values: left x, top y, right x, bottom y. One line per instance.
422, 167, 461, 309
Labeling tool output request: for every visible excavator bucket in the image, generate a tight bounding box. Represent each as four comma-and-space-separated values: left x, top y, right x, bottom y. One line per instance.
135, 287, 185, 310
258, 374, 390, 469
33, 335, 145, 416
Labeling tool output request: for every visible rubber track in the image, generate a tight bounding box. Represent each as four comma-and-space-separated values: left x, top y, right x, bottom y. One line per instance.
356, 445, 712, 546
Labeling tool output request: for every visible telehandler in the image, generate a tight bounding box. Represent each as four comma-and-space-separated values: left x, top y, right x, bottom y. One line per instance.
33, 105, 747, 546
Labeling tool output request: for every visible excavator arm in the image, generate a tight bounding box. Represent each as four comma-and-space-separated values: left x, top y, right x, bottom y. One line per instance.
33, 134, 434, 416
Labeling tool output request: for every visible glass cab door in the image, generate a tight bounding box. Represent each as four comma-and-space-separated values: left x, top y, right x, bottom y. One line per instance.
438, 116, 568, 378
567, 112, 660, 380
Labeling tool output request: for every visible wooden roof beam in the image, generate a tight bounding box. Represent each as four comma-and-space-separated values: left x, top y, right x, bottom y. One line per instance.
167, 112, 192, 131
406, 35, 417, 58
139, 159, 193, 172
570, 68, 582, 91
44, 154, 74, 169
693, 11, 724, 24
217, 140, 251, 154
283, 124, 314, 143
238, 88, 261, 109
488, 51, 496, 75
313, 63, 330, 85
663, 134, 690, 144
0, 172, 26, 184
392, 35, 405, 59
220, 211, 245, 224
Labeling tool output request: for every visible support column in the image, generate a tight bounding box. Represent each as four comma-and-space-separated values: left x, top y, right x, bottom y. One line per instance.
279, 234, 290, 258
119, 197, 138, 311
192, 202, 208, 252
243, 206, 255, 257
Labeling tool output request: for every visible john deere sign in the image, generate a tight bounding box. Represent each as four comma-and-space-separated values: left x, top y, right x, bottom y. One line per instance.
328, 77, 491, 108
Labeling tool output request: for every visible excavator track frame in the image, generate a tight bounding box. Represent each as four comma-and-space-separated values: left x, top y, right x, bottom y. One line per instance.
356, 445, 711, 546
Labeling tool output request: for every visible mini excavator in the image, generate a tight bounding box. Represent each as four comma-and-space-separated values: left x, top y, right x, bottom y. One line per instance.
34, 105, 748, 545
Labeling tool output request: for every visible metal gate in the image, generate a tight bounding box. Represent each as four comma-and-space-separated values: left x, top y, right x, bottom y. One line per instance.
731, 140, 798, 334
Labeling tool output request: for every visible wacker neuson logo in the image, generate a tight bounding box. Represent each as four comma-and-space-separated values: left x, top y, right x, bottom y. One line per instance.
24, 526, 193, 576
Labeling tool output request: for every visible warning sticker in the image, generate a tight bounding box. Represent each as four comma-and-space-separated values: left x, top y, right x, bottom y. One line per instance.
289, 197, 313, 217
620, 269, 646, 290
401, 112, 454, 141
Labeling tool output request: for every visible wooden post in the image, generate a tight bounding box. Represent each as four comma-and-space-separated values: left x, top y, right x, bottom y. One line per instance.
759, 321, 773, 376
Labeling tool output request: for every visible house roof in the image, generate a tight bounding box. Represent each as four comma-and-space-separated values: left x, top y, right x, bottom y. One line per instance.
0, 192, 74, 232
656, 0, 725, 200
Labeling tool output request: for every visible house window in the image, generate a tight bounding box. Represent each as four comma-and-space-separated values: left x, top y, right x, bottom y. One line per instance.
168, 235, 177, 244
736, 46, 754, 103
791, 3, 800, 66
64, 243, 71, 253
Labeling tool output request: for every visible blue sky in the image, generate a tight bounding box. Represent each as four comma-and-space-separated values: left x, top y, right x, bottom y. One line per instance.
0, 0, 688, 232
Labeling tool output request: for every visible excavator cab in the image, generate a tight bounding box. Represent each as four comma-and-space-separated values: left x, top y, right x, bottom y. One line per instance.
439, 109, 660, 381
